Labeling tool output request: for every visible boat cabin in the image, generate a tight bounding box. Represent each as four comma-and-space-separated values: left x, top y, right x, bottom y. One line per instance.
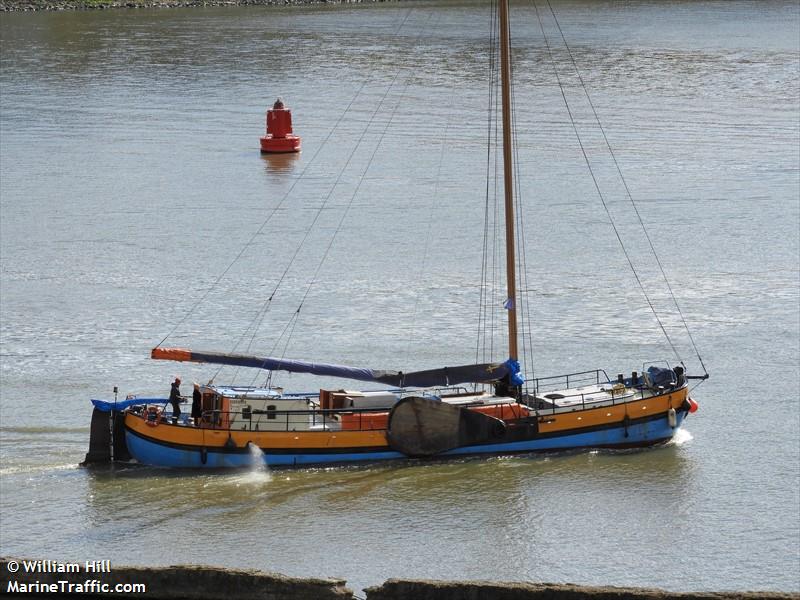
198, 385, 313, 432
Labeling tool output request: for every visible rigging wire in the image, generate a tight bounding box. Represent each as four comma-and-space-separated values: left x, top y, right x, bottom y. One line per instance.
507, 19, 537, 393
490, 77, 503, 362
153, 35, 401, 352
235, 77, 390, 354
228, 9, 430, 384
234, 7, 420, 355
227, 10, 427, 388
488, 0, 504, 370
228, 11, 440, 391
541, 0, 707, 376
530, 0, 683, 365
477, 0, 500, 368
403, 114, 453, 366
159, 9, 419, 383
276, 13, 440, 360
223, 68, 398, 382
210, 65, 393, 383
479, 0, 536, 392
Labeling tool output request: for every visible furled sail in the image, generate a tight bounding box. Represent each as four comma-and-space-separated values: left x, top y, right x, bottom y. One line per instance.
151, 347, 522, 388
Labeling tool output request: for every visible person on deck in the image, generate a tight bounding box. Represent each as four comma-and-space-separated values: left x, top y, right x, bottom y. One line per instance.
191, 383, 202, 426
169, 377, 182, 423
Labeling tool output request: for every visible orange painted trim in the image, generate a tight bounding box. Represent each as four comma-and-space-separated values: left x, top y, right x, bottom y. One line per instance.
537, 387, 687, 433
125, 387, 687, 450
125, 412, 389, 450
151, 347, 192, 362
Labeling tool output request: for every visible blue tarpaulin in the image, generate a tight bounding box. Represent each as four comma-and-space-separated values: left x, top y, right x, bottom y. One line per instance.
91, 397, 165, 412
646, 366, 676, 388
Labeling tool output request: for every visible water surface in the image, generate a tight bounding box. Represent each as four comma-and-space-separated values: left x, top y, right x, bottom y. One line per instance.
1, 0, 798, 593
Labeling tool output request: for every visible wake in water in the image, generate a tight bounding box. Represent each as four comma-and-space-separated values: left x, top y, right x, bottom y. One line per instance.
670, 428, 694, 446
215, 443, 272, 487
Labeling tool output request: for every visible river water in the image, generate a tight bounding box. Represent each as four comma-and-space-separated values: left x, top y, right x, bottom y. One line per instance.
1, 0, 798, 594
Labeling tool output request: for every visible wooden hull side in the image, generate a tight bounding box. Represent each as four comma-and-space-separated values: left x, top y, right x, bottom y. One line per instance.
537, 387, 688, 434
123, 388, 691, 468
125, 412, 389, 450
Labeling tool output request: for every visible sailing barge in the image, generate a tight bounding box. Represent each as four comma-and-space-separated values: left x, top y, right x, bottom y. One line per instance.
84, 0, 705, 469
86, 350, 698, 468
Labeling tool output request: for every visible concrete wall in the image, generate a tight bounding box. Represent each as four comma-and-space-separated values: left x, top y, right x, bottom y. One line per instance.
364, 579, 799, 600
2, 558, 797, 600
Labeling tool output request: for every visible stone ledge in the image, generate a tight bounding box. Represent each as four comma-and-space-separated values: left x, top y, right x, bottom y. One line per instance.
364, 579, 800, 600
2, 558, 797, 600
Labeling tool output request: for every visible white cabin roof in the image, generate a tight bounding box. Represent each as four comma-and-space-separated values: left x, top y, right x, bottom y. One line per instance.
207, 386, 283, 399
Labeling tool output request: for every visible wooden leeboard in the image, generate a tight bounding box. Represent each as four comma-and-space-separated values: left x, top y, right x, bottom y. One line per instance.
387, 397, 507, 457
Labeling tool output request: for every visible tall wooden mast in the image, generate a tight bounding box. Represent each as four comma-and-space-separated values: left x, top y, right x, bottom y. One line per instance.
499, 0, 518, 361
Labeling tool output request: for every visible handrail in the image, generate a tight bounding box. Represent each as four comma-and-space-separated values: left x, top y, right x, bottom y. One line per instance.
192, 405, 397, 433
531, 378, 688, 416
533, 368, 609, 383
142, 381, 686, 430
530, 369, 611, 394
147, 399, 537, 433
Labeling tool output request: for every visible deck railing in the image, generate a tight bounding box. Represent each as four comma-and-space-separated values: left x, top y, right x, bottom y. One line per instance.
526, 368, 686, 415
138, 400, 536, 433
134, 370, 682, 430
530, 369, 610, 394
200, 406, 392, 432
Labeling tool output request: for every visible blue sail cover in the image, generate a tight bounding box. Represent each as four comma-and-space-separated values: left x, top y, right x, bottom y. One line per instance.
91, 397, 164, 412
188, 351, 511, 387
152, 348, 522, 388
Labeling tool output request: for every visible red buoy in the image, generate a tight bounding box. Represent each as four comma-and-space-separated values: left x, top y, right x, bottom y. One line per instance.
688, 397, 699, 413
259, 98, 301, 153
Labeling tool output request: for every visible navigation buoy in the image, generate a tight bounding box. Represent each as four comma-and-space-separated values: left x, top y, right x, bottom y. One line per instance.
259, 98, 301, 153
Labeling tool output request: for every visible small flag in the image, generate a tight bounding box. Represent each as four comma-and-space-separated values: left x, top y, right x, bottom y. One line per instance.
503, 298, 514, 310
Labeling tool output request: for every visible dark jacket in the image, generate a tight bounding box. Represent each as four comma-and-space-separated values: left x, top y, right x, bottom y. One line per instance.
191, 387, 202, 419
169, 382, 181, 405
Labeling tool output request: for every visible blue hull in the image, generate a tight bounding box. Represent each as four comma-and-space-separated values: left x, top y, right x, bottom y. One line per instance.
126, 411, 687, 469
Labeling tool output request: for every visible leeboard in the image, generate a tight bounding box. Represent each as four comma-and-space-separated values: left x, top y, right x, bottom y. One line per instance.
387, 396, 506, 457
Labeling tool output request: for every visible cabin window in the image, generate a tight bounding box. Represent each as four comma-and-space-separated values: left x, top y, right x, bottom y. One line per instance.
242, 405, 252, 420
266, 405, 277, 420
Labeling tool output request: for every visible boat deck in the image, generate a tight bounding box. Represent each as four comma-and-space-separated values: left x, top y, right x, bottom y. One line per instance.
532, 381, 677, 415
124, 367, 684, 434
